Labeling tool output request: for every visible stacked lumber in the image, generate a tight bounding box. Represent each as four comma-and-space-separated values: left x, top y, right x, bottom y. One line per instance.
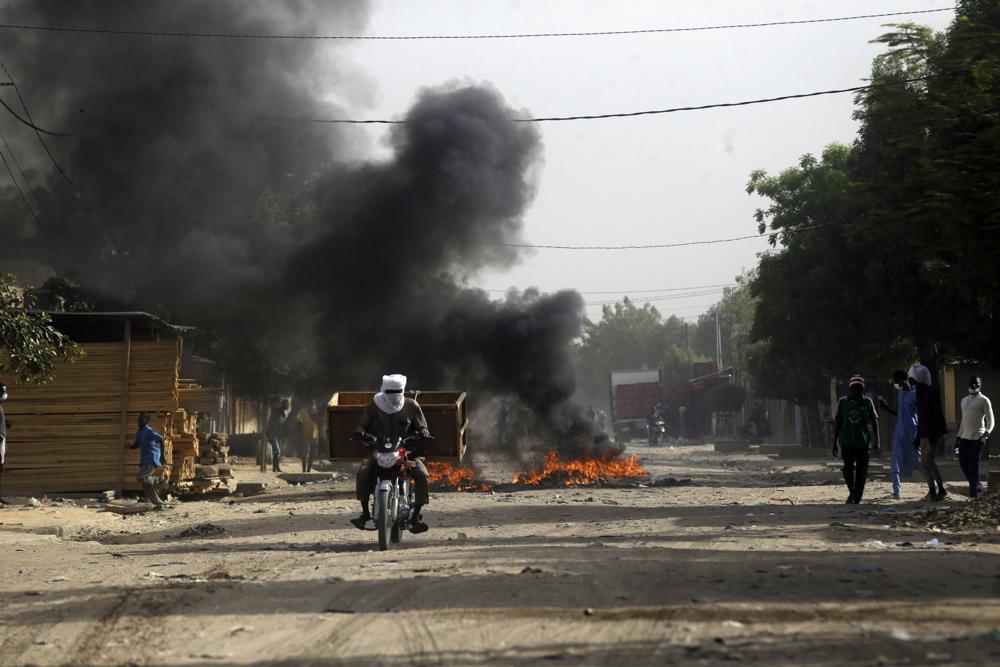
195, 432, 232, 481
180, 386, 224, 413
0, 339, 209, 496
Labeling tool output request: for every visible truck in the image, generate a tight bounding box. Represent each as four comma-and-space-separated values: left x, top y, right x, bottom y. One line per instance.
609, 369, 662, 442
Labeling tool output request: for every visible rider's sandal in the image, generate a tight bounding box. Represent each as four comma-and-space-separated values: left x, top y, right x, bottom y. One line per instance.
409, 520, 429, 534
350, 516, 370, 530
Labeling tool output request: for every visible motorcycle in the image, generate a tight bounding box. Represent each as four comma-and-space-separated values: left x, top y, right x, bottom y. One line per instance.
647, 419, 666, 446
353, 433, 422, 551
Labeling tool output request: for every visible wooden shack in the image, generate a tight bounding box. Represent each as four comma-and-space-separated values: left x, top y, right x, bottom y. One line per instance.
327, 391, 467, 461
0, 312, 225, 496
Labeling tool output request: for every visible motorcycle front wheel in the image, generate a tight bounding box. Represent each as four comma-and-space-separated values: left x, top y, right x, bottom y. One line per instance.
375, 488, 391, 551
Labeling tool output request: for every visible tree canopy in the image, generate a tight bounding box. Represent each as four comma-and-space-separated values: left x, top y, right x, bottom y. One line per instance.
0, 274, 81, 384
746, 1, 999, 400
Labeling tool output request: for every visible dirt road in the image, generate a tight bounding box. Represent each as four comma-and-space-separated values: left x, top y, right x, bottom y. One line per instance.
2, 444, 999, 666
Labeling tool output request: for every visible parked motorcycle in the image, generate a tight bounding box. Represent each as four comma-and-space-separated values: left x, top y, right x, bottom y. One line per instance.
353, 433, 421, 551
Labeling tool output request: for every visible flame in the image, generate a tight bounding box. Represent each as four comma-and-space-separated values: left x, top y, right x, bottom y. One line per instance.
427, 460, 492, 492
513, 451, 647, 487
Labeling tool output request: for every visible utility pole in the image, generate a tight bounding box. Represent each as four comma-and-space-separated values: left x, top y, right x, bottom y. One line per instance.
715, 309, 722, 370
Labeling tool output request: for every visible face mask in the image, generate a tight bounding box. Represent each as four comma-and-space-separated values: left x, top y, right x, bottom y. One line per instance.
386, 393, 404, 409
0, 391, 6, 402
969, 386, 981, 396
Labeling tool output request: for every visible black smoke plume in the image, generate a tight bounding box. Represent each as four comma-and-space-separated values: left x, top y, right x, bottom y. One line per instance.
0, 1, 612, 456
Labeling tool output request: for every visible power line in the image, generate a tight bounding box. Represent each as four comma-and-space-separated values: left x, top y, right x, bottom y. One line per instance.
0, 133, 85, 269
0, 8, 954, 40
0, 63, 79, 192
582, 288, 729, 306
486, 282, 735, 295
0, 96, 73, 136
477, 225, 821, 251
283, 78, 929, 124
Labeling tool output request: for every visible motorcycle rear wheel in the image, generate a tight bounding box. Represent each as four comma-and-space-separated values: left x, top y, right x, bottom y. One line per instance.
376, 488, 391, 551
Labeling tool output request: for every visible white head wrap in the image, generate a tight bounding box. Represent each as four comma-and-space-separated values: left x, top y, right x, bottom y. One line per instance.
907, 364, 932, 387
374, 374, 407, 414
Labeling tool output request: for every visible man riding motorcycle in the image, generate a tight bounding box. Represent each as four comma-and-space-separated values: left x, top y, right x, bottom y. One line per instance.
351, 374, 432, 534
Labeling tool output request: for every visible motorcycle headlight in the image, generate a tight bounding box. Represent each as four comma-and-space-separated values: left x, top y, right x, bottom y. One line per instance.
375, 452, 397, 468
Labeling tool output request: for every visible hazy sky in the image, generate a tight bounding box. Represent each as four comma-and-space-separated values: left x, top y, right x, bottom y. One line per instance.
334, 0, 953, 322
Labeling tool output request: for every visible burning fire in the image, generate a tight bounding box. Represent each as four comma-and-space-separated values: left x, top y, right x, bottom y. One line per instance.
427, 460, 492, 492
427, 451, 649, 492
513, 451, 647, 487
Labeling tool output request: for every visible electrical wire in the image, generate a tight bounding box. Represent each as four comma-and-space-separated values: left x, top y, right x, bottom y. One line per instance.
283, 78, 929, 125
0, 134, 85, 268
0, 96, 73, 136
0, 63, 79, 192
477, 225, 821, 251
0, 8, 954, 40
486, 282, 735, 295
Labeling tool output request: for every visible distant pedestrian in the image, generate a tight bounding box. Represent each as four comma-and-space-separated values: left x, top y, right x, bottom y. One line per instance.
295, 399, 320, 472
497, 401, 510, 445
878, 370, 920, 499
0, 383, 9, 503
909, 364, 949, 501
833, 375, 880, 504
956, 376, 994, 499
126, 412, 168, 508
265, 398, 290, 473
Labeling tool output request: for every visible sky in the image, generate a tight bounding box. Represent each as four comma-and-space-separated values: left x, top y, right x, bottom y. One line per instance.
333, 0, 953, 322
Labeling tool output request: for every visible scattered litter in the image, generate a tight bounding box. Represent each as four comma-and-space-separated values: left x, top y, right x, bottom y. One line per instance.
28, 497, 43, 508
228, 625, 252, 635
925, 538, 940, 548
177, 523, 225, 539
924, 653, 951, 661
520, 566, 543, 574
721, 620, 744, 628
848, 564, 875, 574
985, 628, 1000, 643
583, 607, 594, 616
48, 576, 70, 582
862, 540, 888, 549
897, 541, 915, 548
891, 628, 913, 641
769, 496, 795, 504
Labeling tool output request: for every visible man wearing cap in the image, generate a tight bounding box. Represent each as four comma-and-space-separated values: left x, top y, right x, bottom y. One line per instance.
833, 375, 880, 504
909, 364, 949, 501
351, 374, 432, 533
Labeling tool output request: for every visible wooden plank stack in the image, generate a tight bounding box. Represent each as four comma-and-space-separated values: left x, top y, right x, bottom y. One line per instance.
194, 432, 232, 484
0, 339, 221, 496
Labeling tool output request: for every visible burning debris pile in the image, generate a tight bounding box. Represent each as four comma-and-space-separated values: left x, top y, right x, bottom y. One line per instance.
427, 452, 650, 493
512, 452, 648, 488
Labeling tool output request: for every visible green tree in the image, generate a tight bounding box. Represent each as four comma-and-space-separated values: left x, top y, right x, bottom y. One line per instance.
1, 274, 81, 383
576, 298, 707, 406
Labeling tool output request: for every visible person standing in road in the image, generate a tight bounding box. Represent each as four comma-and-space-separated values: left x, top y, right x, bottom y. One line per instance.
833, 375, 880, 504
909, 364, 949, 501
295, 399, 320, 473
957, 376, 994, 499
878, 370, 920, 500
265, 398, 290, 473
0, 383, 9, 503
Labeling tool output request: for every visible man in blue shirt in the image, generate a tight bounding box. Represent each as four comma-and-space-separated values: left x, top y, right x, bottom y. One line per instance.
125, 412, 168, 508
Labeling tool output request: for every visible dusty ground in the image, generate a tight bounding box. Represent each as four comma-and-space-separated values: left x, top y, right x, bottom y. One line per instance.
1, 443, 999, 666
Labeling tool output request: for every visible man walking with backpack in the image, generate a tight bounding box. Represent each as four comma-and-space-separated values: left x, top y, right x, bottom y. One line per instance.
833, 375, 880, 504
